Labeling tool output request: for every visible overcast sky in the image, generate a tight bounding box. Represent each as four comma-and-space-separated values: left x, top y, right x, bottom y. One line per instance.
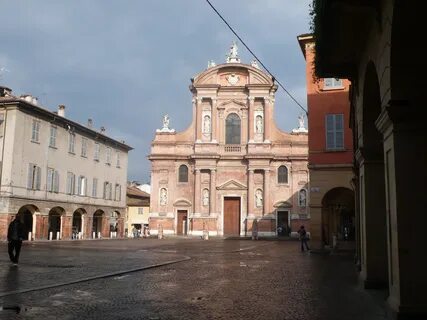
0, 0, 311, 183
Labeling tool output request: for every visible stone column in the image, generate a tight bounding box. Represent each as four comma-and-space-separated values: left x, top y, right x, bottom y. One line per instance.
211, 98, 217, 142
196, 97, 203, 142
264, 169, 270, 215
264, 97, 271, 142
210, 169, 217, 214
247, 169, 254, 216
194, 169, 201, 215
248, 96, 254, 142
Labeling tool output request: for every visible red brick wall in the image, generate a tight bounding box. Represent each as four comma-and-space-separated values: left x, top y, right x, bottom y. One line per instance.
191, 218, 217, 232
62, 216, 72, 240
85, 217, 93, 239
0, 215, 14, 240
149, 218, 174, 231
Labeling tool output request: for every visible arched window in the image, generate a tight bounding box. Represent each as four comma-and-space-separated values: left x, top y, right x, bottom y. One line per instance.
178, 165, 188, 183
226, 113, 241, 144
278, 166, 288, 184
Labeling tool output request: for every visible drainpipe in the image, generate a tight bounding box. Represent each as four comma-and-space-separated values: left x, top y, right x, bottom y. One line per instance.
0, 105, 8, 195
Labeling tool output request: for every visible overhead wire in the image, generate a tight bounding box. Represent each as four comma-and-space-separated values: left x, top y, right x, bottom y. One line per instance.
205, 0, 308, 115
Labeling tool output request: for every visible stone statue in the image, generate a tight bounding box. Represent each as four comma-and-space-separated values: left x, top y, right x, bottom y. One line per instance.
230, 41, 238, 58
203, 115, 211, 134
226, 41, 240, 63
251, 59, 259, 69
299, 189, 306, 207
298, 114, 305, 129
160, 188, 167, 206
207, 60, 216, 68
202, 189, 209, 206
255, 189, 263, 208
255, 115, 263, 134
162, 114, 170, 129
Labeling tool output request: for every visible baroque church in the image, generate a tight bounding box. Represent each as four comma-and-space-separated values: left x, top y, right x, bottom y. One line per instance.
148, 43, 308, 237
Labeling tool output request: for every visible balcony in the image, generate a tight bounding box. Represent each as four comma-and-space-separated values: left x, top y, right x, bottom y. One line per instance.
224, 144, 242, 153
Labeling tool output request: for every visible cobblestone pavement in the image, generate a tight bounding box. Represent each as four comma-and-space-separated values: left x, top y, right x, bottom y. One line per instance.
0, 238, 389, 320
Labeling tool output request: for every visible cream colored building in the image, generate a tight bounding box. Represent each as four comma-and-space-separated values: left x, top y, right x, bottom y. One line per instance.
0, 86, 132, 240
149, 43, 309, 237
126, 185, 150, 236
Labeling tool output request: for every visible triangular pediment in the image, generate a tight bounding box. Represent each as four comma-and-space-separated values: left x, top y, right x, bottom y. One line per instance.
217, 179, 247, 190
273, 201, 293, 208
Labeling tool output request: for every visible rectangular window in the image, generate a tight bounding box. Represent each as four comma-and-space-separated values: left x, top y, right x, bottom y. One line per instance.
77, 176, 87, 196
116, 151, 120, 168
115, 184, 121, 201
27, 163, 41, 190
138, 208, 144, 215
81, 137, 88, 157
94, 143, 100, 161
66, 172, 75, 195
106, 147, 111, 164
49, 126, 57, 147
323, 78, 343, 89
325, 114, 344, 150
46, 168, 60, 193
68, 133, 75, 153
92, 178, 98, 197
31, 120, 40, 142
104, 182, 112, 200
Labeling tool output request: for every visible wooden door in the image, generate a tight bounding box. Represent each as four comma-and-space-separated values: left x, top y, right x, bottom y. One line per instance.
223, 197, 240, 236
177, 210, 187, 235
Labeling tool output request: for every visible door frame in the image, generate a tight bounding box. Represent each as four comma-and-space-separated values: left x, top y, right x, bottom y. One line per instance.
276, 209, 290, 236
176, 209, 188, 236
222, 195, 242, 236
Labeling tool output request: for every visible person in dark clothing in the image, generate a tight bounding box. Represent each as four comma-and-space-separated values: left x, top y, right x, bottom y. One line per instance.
7, 214, 25, 264
298, 225, 310, 252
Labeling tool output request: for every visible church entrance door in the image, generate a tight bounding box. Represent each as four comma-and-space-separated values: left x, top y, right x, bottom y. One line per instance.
177, 210, 187, 235
223, 197, 240, 236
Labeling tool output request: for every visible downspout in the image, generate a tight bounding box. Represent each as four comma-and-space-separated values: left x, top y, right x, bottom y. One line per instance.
0, 105, 8, 195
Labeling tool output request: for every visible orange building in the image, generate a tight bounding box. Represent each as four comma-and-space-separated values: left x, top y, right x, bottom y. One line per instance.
297, 34, 354, 249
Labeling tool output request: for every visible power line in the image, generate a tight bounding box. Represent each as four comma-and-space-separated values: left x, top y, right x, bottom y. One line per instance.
205, 0, 308, 115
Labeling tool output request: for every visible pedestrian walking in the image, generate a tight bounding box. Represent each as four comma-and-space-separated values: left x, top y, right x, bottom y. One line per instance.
298, 225, 310, 252
7, 214, 25, 265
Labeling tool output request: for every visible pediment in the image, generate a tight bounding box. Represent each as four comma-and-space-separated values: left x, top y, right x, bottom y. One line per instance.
173, 198, 192, 207
273, 201, 293, 208
217, 179, 247, 190
218, 99, 247, 108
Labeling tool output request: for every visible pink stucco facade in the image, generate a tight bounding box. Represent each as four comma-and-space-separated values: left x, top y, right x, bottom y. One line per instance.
149, 56, 308, 237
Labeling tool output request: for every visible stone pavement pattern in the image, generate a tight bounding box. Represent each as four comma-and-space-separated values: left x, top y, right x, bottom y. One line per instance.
0, 239, 388, 320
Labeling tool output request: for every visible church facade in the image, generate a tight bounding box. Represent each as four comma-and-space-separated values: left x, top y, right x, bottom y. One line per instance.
148, 44, 309, 237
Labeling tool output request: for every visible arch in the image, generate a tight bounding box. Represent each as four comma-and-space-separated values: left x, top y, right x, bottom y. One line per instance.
277, 166, 288, 184
17, 204, 39, 240
178, 164, 189, 183
72, 208, 86, 238
225, 113, 241, 144
109, 210, 120, 232
48, 206, 65, 240
321, 187, 355, 246
92, 209, 104, 238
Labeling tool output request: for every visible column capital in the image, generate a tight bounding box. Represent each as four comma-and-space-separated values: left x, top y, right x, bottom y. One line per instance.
196, 97, 204, 102
248, 96, 255, 102
247, 168, 255, 173
194, 168, 201, 173
210, 168, 217, 173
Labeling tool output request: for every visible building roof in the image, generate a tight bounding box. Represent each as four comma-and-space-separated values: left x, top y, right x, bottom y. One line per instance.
0, 90, 133, 151
126, 186, 150, 207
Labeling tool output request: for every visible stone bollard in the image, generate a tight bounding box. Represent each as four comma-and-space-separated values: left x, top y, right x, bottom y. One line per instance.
28, 232, 32, 241
202, 222, 209, 240
49, 231, 53, 240
57, 231, 60, 240
98, 232, 101, 239
157, 224, 163, 239
92, 231, 96, 239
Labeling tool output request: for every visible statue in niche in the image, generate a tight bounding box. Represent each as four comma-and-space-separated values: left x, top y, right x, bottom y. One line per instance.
202, 189, 209, 206
299, 189, 307, 207
160, 188, 167, 206
162, 114, 170, 129
255, 115, 263, 134
255, 189, 263, 208
203, 115, 211, 134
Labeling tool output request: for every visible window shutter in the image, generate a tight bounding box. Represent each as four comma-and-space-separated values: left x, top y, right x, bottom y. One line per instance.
47, 169, 53, 192
326, 115, 334, 149
72, 174, 76, 194
103, 182, 107, 199
77, 176, 82, 195
35, 166, 41, 190
54, 171, 59, 193
27, 164, 34, 189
